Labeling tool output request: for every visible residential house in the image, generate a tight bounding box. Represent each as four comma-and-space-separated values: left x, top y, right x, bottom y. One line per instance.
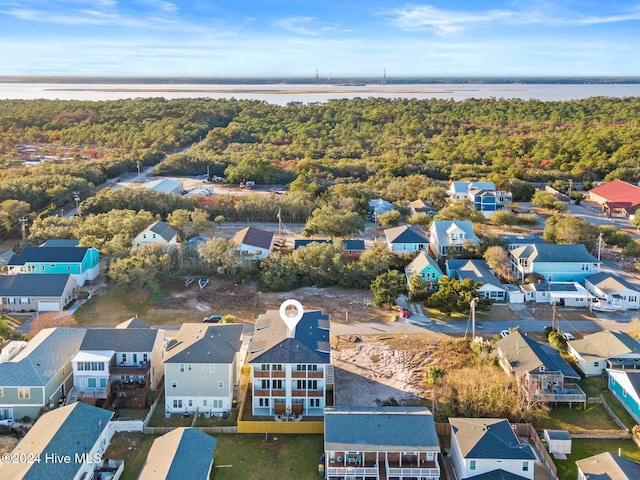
409, 199, 437, 217
588, 179, 640, 217
446, 259, 507, 302
368, 198, 394, 221
233, 226, 274, 259
41, 239, 79, 247
519, 282, 592, 307
567, 330, 640, 376
247, 302, 331, 417
500, 234, 542, 251
429, 220, 480, 258
71, 318, 164, 408
0, 274, 77, 312
405, 251, 443, 292
384, 225, 429, 253
585, 272, 640, 311
496, 331, 586, 404
449, 418, 536, 480
447, 181, 512, 218
138, 427, 217, 480
293, 239, 366, 260
144, 178, 184, 195
6, 245, 99, 286
163, 323, 244, 414
607, 370, 640, 423
0, 402, 118, 480
0, 327, 86, 421
324, 406, 440, 480
510, 243, 601, 283
133, 220, 178, 249
577, 452, 640, 479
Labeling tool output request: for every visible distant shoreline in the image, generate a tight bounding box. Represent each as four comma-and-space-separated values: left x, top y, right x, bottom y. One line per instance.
45, 87, 465, 94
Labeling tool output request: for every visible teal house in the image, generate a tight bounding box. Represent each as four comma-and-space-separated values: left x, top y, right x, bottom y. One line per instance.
405, 251, 443, 291
608, 370, 640, 423
509, 243, 601, 283
6, 245, 99, 286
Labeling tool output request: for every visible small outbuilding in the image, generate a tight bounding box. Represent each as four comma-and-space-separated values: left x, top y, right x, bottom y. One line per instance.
543, 429, 571, 457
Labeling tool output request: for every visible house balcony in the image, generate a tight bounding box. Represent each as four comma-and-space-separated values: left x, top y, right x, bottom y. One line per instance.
292, 370, 324, 379
77, 388, 109, 400
386, 456, 439, 479
253, 389, 285, 397
253, 370, 270, 378
291, 389, 324, 397
528, 383, 586, 403
110, 362, 150, 377
271, 371, 285, 378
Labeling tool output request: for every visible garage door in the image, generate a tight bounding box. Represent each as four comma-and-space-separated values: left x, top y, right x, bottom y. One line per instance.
38, 300, 60, 312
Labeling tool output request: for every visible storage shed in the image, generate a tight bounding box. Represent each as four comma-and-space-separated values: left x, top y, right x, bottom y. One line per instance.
544, 429, 571, 457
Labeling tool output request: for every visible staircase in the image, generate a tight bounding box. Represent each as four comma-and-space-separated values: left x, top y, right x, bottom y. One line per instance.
64, 387, 78, 405
326, 365, 335, 385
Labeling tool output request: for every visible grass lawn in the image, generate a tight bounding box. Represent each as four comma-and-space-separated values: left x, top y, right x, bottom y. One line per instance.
423, 308, 468, 323
214, 434, 323, 480
554, 438, 640, 480
533, 403, 620, 432
578, 376, 637, 429
602, 391, 638, 430
104, 432, 157, 480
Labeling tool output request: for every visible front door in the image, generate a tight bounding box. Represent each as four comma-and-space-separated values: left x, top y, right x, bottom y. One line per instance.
132, 353, 137, 365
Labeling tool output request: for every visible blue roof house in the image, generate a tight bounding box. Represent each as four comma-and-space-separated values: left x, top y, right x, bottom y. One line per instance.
384, 226, 429, 253
510, 243, 601, 283
6, 245, 99, 287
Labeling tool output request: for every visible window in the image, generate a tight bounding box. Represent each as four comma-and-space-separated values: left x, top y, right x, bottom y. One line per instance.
88, 378, 97, 388
143, 353, 148, 363
218, 381, 224, 389
209, 365, 215, 373
470, 460, 476, 471
523, 461, 529, 472
188, 364, 192, 371
309, 365, 317, 371
18, 388, 30, 399
188, 400, 193, 407
594, 362, 599, 367
272, 364, 282, 371
261, 379, 269, 389
272, 379, 283, 389
180, 364, 184, 372
172, 381, 177, 388
0, 388, 3, 397
202, 365, 208, 372
261, 364, 270, 371
203, 400, 207, 406
173, 399, 182, 409
259, 398, 269, 407
121, 353, 127, 363
581, 263, 589, 271
99, 378, 107, 388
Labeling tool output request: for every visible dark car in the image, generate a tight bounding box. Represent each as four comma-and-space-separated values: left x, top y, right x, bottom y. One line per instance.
202, 315, 222, 323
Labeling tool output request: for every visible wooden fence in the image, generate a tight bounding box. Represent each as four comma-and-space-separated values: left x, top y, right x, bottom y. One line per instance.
237, 420, 323, 434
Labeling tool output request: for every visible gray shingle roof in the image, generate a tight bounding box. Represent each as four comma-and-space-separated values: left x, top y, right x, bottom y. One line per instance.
510, 243, 599, 263
7, 246, 93, 265
147, 221, 177, 242
0, 274, 75, 297
80, 328, 159, 353
232, 226, 274, 249
446, 259, 504, 289
586, 272, 640, 294
164, 323, 243, 364
0, 402, 113, 480
41, 239, 80, 247
247, 309, 330, 365
384, 225, 428, 245
450, 418, 536, 460
576, 451, 640, 479
0, 327, 86, 387
466, 470, 530, 480
324, 407, 439, 452
497, 331, 580, 379
569, 330, 640, 360
139, 427, 217, 480
116, 316, 151, 329
405, 251, 443, 277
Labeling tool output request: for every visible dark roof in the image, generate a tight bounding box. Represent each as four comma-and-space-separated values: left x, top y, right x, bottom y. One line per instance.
80, 328, 159, 353
324, 407, 439, 452
116, 316, 151, 329
232, 226, 274, 249
140, 427, 217, 480
147, 221, 177, 242
164, 323, 244, 364
247, 308, 330, 365
293, 239, 365, 251
41, 239, 80, 247
576, 451, 640, 479
0, 402, 113, 479
622, 371, 640, 399
586, 272, 640, 294
7, 246, 93, 266
449, 418, 536, 461
0, 274, 74, 297
446, 259, 504, 289
545, 429, 571, 441
466, 470, 529, 480
510, 243, 599, 263
384, 225, 428, 244
497, 331, 580, 379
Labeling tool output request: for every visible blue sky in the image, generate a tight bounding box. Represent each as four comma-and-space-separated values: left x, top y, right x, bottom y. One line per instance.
1, 1, 640, 77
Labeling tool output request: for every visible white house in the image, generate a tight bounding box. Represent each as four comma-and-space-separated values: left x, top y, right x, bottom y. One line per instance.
447, 181, 497, 201
585, 272, 640, 311
247, 301, 331, 418
429, 220, 480, 258
567, 330, 640, 377
163, 323, 244, 415
449, 417, 536, 479
232, 226, 274, 259
0, 402, 117, 480
383, 225, 429, 253
519, 282, 592, 307
446, 259, 507, 302
133, 221, 178, 248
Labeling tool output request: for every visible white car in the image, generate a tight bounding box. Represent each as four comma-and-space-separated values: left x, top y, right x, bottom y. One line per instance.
562, 332, 575, 341
500, 330, 510, 338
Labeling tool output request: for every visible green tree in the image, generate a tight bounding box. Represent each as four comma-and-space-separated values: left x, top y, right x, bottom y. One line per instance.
198, 238, 243, 276
435, 200, 486, 223
408, 274, 428, 302
491, 210, 515, 226
424, 365, 446, 386
427, 276, 489, 314
306, 205, 365, 238
0, 199, 31, 234
543, 215, 599, 250
483, 246, 513, 282
376, 210, 401, 227
370, 270, 408, 308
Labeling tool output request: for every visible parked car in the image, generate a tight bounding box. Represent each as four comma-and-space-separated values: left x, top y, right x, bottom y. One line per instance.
202, 315, 222, 323
500, 329, 510, 338
398, 307, 410, 318
562, 332, 575, 341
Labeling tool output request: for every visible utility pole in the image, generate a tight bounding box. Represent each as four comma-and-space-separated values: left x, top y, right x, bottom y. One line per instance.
73, 191, 80, 215
137, 161, 141, 182
470, 297, 478, 338
19, 216, 28, 241
552, 300, 557, 331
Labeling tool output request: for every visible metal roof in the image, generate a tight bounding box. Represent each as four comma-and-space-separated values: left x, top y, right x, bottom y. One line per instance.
510, 243, 599, 263
7, 246, 95, 265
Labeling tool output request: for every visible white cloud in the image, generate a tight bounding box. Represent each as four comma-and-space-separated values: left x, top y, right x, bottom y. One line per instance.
381, 4, 640, 35
275, 16, 318, 36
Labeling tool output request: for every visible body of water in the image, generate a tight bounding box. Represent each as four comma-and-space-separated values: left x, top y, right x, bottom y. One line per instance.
1, 82, 640, 104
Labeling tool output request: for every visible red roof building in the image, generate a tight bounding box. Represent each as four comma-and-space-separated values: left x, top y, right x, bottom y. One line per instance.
588, 180, 640, 216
